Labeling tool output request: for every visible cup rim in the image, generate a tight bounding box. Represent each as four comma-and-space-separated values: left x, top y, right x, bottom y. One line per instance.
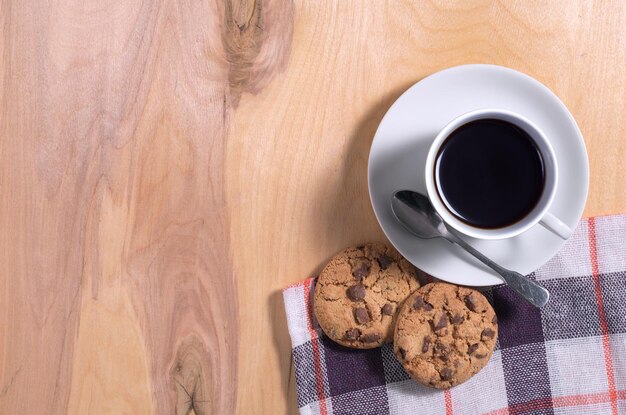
424, 108, 559, 240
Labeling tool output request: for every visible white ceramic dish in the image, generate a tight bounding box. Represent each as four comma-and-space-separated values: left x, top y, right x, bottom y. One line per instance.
368, 64, 589, 286
424, 108, 569, 241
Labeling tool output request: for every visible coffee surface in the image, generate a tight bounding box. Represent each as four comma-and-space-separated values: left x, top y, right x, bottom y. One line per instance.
435, 119, 545, 229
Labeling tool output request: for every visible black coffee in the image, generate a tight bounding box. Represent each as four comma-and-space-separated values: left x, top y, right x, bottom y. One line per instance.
434, 119, 545, 229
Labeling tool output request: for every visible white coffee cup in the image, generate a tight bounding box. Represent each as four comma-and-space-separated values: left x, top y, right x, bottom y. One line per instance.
424, 109, 572, 240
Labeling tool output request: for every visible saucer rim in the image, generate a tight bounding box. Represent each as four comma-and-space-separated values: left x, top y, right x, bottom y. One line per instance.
367, 64, 589, 286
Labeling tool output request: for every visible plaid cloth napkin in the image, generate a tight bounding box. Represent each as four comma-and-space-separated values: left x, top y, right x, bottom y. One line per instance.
283, 215, 626, 415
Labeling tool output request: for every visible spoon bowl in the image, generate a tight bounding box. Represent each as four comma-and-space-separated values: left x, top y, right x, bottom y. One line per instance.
391, 191, 447, 238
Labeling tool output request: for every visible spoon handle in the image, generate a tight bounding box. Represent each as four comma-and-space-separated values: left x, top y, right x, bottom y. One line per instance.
445, 232, 550, 308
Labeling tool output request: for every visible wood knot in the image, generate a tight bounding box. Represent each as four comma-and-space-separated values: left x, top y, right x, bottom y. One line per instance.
170, 336, 212, 415
221, 0, 294, 106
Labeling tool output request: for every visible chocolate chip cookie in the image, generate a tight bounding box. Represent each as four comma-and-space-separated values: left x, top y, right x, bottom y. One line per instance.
394, 282, 498, 389
314, 243, 420, 349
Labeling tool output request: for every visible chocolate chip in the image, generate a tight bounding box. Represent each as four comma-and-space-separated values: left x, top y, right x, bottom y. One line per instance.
377, 254, 393, 270
450, 314, 464, 324
433, 314, 448, 331
398, 347, 407, 360
381, 303, 394, 316
434, 342, 450, 360
440, 368, 454, 381
422, 336, 431, 353
492, 314, 498, 324
344, 328, 361, 341
475, 353, 487, 359
465, 294, 478, 312
352, 260, 371, 279
413, 296, 433, 311
356, 245, 365, 250
468, 343, 480, 354
360, 332, 381, 343
346, 284, 366, 301
354, 307, 370, 324
482, 328, 495, 339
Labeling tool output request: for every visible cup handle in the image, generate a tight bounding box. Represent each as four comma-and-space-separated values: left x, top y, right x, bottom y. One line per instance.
539, 212, 572, 240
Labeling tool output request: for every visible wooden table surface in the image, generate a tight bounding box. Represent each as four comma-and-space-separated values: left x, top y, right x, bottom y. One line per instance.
1, 1, 625, 414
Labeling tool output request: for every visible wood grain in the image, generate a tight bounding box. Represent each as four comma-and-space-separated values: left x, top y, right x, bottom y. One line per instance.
0, 1, 625, 414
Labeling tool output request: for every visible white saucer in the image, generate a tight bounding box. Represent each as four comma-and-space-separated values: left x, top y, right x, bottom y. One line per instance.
368, 64, 589, 286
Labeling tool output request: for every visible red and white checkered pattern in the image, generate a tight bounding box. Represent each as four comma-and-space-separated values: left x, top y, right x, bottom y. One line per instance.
284, 215, 626, 415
